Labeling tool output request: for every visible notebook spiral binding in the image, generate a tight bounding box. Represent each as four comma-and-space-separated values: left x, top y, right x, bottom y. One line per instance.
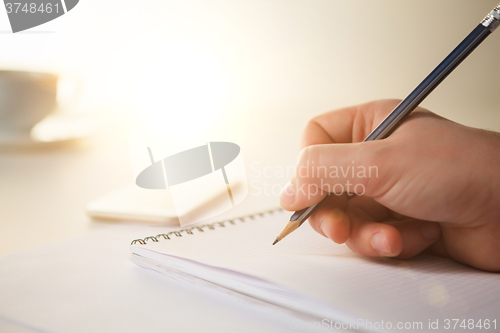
131, 208, 283, 245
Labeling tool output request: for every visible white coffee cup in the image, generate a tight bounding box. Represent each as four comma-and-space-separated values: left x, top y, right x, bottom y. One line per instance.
0, 70, 59, 133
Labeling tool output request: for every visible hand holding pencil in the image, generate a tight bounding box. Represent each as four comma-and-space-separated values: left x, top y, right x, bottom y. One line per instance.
275, 4, 500, 272
279, 100, 500, 272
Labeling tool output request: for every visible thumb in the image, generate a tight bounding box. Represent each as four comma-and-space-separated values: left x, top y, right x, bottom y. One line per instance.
280, 141, 391, 210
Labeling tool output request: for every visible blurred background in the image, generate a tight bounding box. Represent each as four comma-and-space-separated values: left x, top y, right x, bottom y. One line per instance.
1, 0, 499, 255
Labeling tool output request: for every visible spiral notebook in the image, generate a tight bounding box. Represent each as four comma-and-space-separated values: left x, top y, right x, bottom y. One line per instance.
130, 209, 500, 332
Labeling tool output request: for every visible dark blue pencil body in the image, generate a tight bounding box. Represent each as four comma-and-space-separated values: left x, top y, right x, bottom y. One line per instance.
364, 24, 491, 141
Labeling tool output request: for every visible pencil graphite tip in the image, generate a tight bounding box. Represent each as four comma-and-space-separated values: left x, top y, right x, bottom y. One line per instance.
272, 219, 301, 246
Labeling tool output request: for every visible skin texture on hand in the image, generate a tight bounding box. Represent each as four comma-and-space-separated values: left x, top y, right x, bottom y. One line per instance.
280, 100, 500, 272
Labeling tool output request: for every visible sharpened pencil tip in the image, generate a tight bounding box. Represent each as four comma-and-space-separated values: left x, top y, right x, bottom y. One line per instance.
272, 238, 279, 245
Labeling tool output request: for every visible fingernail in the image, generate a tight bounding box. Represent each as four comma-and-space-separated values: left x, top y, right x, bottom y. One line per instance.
421, 223, 441, 240
280, 181, 295, 207
320, 221, 331, 240
371, 233, 392, 256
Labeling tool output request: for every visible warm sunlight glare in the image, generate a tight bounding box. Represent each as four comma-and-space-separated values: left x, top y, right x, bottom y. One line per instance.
134, 49, 227, 138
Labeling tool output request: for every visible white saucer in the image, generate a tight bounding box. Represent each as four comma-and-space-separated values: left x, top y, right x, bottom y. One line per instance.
0, 113, 94, 147
0, 131, 41, 146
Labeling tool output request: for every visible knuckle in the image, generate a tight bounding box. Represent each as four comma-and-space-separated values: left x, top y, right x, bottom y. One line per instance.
296, 146, 314, 179
301, 117, 322, 140
297, 146, 309, 167
304, 117, 318, 132
297, 145, 317, 167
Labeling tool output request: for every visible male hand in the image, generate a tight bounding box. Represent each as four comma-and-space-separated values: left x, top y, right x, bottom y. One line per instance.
280, 100, 500, 272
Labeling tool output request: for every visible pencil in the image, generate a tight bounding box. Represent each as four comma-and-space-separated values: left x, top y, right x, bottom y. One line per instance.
273, 3, 500, 245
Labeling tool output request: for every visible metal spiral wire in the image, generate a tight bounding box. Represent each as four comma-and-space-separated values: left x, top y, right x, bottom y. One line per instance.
130, 208, 282, 245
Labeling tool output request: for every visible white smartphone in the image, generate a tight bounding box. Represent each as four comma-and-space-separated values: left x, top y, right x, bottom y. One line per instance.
86, 183, 179, 224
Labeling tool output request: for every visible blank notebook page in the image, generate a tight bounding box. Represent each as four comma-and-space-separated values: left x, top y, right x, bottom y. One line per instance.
131, 209, 500, 326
